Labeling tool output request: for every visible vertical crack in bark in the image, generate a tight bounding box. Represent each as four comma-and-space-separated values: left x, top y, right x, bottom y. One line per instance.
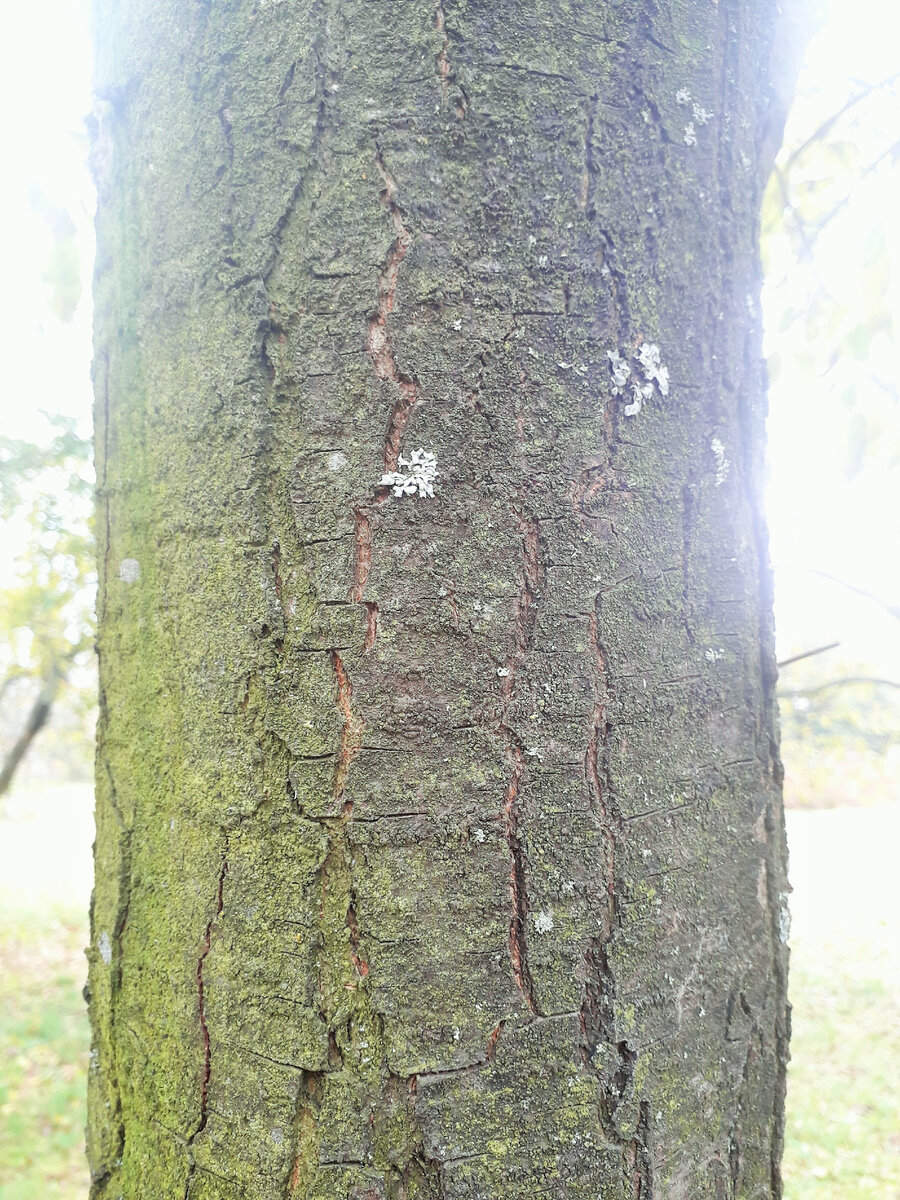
579, 95, 598, 217
579, 584, 652, 1181
346, 902, 370, 978
362, 602, 379, 652
586, 611, 616, 939
194, 854, 228, 1139
625, 1102, 653, 1198
260, 5, 330, 292
504, 746, 539, 1013
270, 538, 289, 654
93, 753, 132, 1181
498, 513, 543, 1015
369, 147, 417, 473
434, 2, 468, 118
184, 849, 228, 1197
351, 509, 372, 602
285, 1071, 322, 1199
435, 3, 450, 99
351, 508, 379, 650
271, 540, 285, 610
331, 650, 362, 807
597, 228, 632, 344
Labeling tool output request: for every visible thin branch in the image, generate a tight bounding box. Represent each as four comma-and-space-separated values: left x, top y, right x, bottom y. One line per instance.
806, 137, 900, 244
783, 70, 900, 170
777, 641, 840, 669
0, 670, 61, 797
774, 565, 900, 622
769, 165, 839, 299
779, 676, 900, 700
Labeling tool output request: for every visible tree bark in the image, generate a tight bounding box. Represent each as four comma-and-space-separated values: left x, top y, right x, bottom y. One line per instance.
89, 2, 793, 1197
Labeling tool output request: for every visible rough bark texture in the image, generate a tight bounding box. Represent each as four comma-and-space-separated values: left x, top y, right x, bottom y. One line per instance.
89, 2, 792, 1197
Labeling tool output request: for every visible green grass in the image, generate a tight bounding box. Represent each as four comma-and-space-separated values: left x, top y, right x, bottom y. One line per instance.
0, 905, 89, 1200
0, 895, 897, 1198
783, 960, 900, 1199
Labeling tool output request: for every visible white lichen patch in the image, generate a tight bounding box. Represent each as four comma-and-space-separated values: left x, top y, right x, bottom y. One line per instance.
675, 88, 692, 106
705, 647, 725, 662
636, 342, 669, 396
533, 909, 554, 935
98, 930, 112, 965
623, 383, 652, 417
327, 451, 348, 471
692, 103, 713, 125
683, 122, 697, 147
379, 448, 437, 498
472, 828, 486, 843
710, 437, 729, 485
118, 558, 141, 584
608, 342, 670, 417
607, 349, 631, 394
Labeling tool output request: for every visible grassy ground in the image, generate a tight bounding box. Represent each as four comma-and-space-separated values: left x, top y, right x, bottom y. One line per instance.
784, 961, 900, 1198
0, 905, 88, 1199
782, 804, 900, 1200
0, 788, 897, 1197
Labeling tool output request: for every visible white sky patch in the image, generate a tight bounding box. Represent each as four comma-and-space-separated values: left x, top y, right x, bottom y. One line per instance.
778, 893, 791, 943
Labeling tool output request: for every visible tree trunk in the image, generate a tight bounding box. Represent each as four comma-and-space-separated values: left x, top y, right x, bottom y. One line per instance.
0, 669, 60, 796
89, 2, 793, 1197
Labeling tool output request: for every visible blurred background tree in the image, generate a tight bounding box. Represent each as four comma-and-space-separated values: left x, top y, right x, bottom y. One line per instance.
0, 131, 96, 796
0, 411, 94, 794
763, 21, 900, 807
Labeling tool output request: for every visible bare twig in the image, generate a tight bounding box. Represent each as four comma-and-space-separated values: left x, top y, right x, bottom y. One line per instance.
779, 676, 900, 700
773, 565, 900, 622
783, 70, 900, 170
806, 137, 900, 243
0, 670, 61, 797
777, 641, 840, 669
